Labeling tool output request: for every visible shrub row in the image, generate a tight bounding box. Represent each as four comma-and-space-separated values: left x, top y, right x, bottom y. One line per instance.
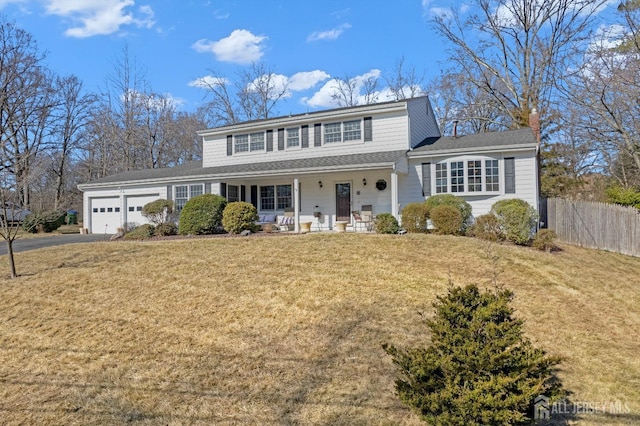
22, 210, 67, 233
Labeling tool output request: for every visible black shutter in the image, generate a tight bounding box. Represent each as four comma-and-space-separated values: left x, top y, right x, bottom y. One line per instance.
504, 157, 516, 193
422, 163, 432, 197
314, 123, 322, 147
240, 185, 246, 202
204, 183, 211, 194
166, 185, 172, 200
277, 128, 285, 151
220, 182, 227, 198
364, 117, 372, 142
301, 125, 309, 148
250, 185, 258, 208
266, 129, 273, 152
226, 135, 233, 156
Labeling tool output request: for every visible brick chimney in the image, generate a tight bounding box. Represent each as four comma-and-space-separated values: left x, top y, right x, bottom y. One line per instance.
529, 108, 541, 144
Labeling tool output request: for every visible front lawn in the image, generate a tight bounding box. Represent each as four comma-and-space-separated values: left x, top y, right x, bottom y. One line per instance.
0, 234, 638, 424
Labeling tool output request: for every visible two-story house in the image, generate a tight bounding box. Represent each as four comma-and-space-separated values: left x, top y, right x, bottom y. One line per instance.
78, 96, 540, 234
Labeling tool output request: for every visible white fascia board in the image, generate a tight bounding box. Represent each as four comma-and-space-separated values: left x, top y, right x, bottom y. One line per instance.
407, 144, 537, 159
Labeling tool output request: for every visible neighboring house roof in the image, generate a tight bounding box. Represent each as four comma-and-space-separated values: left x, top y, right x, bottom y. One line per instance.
78, 150, 408, 189
409, 128, 538, 156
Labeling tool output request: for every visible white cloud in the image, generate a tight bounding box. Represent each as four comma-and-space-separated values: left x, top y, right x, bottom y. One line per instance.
302, 69, 383, 108
288, 70, 331, 91
192, 29, 267, 64
188, 75, 230, 88
307, 23, 351, 42
44, 0, 155, 38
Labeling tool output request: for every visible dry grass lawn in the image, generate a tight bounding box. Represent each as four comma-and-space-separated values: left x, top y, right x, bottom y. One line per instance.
0, 233, 639, 425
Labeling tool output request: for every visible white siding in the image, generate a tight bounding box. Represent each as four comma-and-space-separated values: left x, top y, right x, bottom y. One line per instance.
403, 150, 538, 219
202, 111, 411, 168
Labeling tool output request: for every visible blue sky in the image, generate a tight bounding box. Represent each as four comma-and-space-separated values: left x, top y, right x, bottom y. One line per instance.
0, 0, 621, 116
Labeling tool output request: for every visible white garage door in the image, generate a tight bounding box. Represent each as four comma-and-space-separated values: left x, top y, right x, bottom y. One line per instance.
90, 197, 121, 234
125, 194, 161, 228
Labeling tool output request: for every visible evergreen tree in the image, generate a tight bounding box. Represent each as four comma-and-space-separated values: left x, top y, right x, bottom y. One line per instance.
383, 284, 564, 425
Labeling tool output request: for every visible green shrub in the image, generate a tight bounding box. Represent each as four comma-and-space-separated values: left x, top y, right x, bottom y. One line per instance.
430, 204, 463, 235
533, 229, 558, 252
154, 222, 178, 237
491, 198, 538, 245
383, 283, 564, 425
222, 202, 259, 234
424, 194, 472, 231
178, 194, 227, 235
142, 199, 174, 225
401, 202, 430, 233
22, 210, 67, 233
123, 224, 155, 240
606, 185, 640, 209
374, 213, 399, 234
470, 213, 505, 242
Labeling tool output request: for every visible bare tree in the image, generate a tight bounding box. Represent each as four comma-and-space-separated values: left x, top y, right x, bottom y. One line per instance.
432, 0, 609, 131
330, 72, 379, 107
384, 56, 425, 101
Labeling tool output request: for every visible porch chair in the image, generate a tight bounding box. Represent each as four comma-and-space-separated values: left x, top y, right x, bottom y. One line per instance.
352, 209, 372, 232
278, 207, 295, 231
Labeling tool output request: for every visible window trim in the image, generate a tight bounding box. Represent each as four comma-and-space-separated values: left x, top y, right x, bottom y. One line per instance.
431, 157, 502, 196
259, 184, 293, 211
286, 127, 300, 149
174, 183, 204, 211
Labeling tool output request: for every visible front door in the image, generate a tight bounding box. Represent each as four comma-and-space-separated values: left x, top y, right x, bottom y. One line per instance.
335, 182, 351, 222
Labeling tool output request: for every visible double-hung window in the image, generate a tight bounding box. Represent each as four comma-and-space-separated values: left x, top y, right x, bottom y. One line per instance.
235, 134, 249, 153
324, 123, 342, 143
467, 160, 483, 192
450, 161, 464, 193
435, 163, 448, 193
227, 185, 239, 202
343, 120, 361, 141
287, 128, 299, 148
259, 185, 292, 211
175, 184, 204, 211
250, 132, 264, 151
485, 159, 499, 191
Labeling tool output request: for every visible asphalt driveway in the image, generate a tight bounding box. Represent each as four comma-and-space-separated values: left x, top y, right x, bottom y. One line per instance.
0, 234, 111, 255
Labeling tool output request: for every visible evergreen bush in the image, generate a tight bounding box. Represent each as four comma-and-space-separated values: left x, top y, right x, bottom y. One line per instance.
374, 213, 399, 234
154, 222, 178, 237
123, 224, 155, 240
430, 204, 463, 235
401, 202, 430, 233
178, 194, 227, 235
533, 229, 558, 252
491, 199, 538, 245
470, 213, 505, 242
22, 210, 67, 233
222, 202, 259, 234
424, 194, 472, 231
142, 199, 174, 225
383, 283, 564, 425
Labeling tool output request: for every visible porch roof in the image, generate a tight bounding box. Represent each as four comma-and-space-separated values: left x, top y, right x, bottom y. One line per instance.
78, 150, 407, 189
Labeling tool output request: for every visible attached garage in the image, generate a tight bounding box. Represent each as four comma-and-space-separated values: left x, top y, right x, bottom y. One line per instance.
89, 197, 121, 234
124, 194, 161, 228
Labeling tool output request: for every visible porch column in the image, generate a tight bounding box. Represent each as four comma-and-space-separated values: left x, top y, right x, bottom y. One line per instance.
294, 178, 300, 233
391, 172, 399, 219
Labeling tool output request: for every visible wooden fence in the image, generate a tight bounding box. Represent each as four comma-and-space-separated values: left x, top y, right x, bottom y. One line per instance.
544, 198, 640, 257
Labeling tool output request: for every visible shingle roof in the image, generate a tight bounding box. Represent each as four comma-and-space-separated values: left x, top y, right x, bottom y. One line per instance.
79, 150, 408, 188
409, 128, 537, 155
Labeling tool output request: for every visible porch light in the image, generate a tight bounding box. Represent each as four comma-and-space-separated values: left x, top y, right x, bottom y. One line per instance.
318, 180, 323, 188
362, 178, 367, 186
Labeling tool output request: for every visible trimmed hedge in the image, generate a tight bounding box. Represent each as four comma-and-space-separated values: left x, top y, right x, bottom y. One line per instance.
22, 210, 67, 233
178, 194, 227, 235
470, 213, 505, 242
142, 199, 174, 225
154, 222, 178, 237
424, 194, 472, 232
374, 213, 400, 234
222, 202, 259, 234
491, 199, 538, 245
430, 204, 463, 235
401, 202, 430, 233
123, 224, 155, 240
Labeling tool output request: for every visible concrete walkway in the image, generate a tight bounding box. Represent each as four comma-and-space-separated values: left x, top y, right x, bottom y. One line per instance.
0, 234, 110, 255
